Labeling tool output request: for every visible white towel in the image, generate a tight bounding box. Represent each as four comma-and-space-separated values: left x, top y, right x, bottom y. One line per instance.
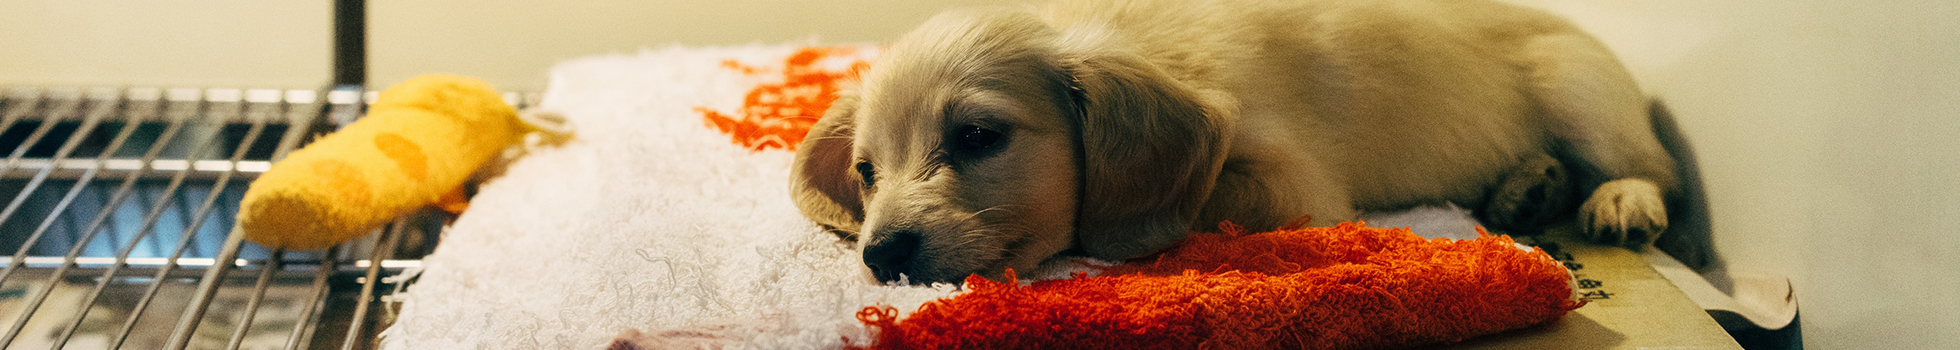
377, 43, 1492, 350
379, 45, 958, 350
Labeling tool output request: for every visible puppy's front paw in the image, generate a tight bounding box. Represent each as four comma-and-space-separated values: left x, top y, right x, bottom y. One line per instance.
1579, 179, 1668, 247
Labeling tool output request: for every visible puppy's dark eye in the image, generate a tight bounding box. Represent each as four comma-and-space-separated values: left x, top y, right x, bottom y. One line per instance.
955, 125, 1004, 152
856, 161, 876, 189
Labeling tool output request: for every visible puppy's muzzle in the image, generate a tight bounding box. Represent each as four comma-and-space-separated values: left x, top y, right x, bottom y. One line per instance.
863, 229, 922, 284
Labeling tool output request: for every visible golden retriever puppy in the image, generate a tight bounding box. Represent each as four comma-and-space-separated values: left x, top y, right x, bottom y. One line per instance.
792, 0, 1678, 284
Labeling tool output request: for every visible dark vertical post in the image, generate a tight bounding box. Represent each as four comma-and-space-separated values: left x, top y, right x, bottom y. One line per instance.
333, 0, 366, 86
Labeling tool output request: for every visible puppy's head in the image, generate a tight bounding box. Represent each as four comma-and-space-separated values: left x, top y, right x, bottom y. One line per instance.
792, 9, 1232, 285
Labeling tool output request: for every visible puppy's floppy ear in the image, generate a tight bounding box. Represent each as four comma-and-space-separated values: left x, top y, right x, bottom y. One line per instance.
1063, 50, 1235, 260
791, 93, 865, 240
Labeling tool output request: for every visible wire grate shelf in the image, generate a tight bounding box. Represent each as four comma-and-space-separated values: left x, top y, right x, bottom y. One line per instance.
0, 85, 534, 350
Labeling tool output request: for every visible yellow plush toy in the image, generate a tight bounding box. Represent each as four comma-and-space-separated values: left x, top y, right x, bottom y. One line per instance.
239, 74, 533, 250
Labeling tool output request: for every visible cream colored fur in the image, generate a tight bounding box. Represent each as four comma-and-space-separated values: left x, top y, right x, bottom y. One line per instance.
792, 0, 1676, 284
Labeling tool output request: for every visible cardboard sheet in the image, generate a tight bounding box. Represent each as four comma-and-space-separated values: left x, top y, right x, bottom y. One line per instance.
1435, 224, 1743, 349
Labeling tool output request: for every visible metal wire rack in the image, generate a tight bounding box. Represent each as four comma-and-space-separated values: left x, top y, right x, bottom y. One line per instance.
0, 85, 535, 350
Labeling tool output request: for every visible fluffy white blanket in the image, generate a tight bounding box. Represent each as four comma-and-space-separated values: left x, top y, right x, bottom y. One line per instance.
378, 44, 1484, 350
379, 45, 962, 349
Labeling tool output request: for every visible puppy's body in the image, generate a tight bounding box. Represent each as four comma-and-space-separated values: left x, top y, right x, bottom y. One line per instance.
794, 0, 1677, 284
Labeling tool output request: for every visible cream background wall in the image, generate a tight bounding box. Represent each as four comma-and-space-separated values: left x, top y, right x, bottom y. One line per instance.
3, 0, 1955, 348
1505, 1, 1960, 348
368, 0, 996, 90
0, 0, 331, 89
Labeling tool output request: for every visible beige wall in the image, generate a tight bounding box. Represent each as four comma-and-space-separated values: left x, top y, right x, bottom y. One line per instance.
369, 0, 1002, 90
0, 0, 997, 90
1507, 0, 1960, 348
0, 0, 331, 89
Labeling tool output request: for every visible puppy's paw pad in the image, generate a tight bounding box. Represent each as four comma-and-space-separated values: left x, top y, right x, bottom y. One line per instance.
1579, 179, 1667, 247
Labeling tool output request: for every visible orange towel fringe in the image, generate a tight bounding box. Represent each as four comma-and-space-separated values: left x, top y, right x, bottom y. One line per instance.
855, 222, 1582, 350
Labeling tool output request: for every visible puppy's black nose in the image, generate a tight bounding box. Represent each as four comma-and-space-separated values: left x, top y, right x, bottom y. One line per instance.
863, 230, 921, 283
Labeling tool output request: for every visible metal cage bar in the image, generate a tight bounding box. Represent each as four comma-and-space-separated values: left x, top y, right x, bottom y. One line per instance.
288, 246, 339, 350
0, 85, 422, 350
0, 88, 122, 345
226, 248, 282, 350
40, 88, 151, 348
162, 91, 271, 350
52, 88, 202, 350
342, 218, 405, 350
112, 90, 242, 349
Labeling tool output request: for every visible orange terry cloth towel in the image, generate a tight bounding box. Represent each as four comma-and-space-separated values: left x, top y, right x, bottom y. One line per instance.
855, 222, 1584, 350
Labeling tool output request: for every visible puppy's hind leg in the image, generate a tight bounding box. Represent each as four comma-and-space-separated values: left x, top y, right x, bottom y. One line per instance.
1480, 151, 1574, 234
1519, 34, 1678, 247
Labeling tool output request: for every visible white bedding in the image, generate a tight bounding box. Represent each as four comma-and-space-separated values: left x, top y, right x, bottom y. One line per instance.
379, 45, 959, 349
378, 44, 1486, 350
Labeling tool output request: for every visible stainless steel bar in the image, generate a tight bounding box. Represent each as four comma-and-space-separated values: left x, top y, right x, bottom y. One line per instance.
71, 87, 321, 349
162, 225, 242, 350
325, 87, 379, 350
0, 90, 83, 180
220, 90, 310, 350
133, 188, 165, 258
0, 87, 43, 137
342, 219, 406, 350
0, 88, 120, 346
106, 106, 240, 350
0, 256, 412, 268
162, 116, 270, 350
173, 188, 204, 259
0, 158, 271, 180
0, 90, 105, 297
264, 90, 333, 350
47, 91, 190, 349
273, 90, 325, 161
325, 87, 366, 127
286, 247, 338, 350
0, 90, 80, 202
225, 249, 283, 350
95, 185, 125, 255
104, 183, 224, 350
12, 85, 349, 349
